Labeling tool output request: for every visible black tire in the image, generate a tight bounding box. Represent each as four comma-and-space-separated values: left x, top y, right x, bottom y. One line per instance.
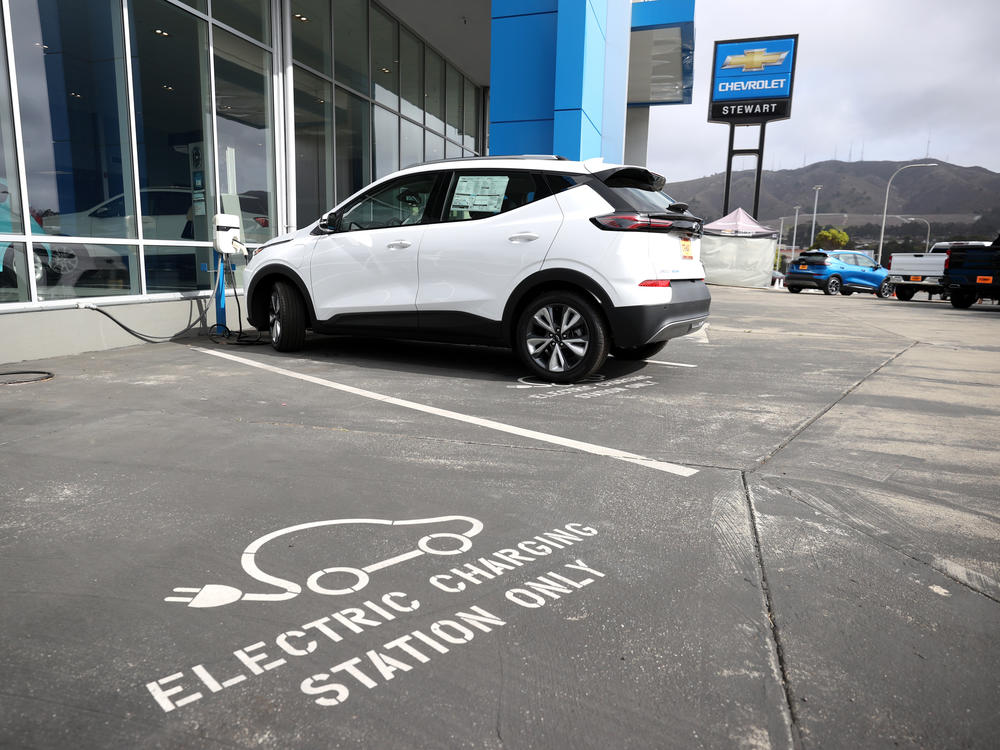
823, 276, 842, 295
894, 285, 916, 301
516, 291, 608, 383
268, 279, 307, 351
840, 289, 854, 296
786, 286, 802, 293
876, 279, 893, 299
610, 340, 667, 361
949, 290, 977, 309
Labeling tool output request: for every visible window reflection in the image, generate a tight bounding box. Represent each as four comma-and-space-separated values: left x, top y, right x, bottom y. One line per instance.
212, 0, 270, 45
0, 243, 29, 303
445, 63, 462, 141
11, 0, 136, 240
130, 0, 215, 241
291, 0, 331, 73
0, 10, 23, 238
144, 244, 213, 292
424, 48, 444, 133
294, 69, 334, 225
399, 28, 422, 122
334, 0, 368, 93
401, 119, 423, 169
373, 107, 399, 180
371, 7, 398, 109
34, 242, 139, 300
335, 88, 370, 203
214, 29, 276, 243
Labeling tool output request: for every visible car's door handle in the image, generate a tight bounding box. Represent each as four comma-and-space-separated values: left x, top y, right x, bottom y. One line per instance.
508, 232, 539, 244
386, 240, 412, 250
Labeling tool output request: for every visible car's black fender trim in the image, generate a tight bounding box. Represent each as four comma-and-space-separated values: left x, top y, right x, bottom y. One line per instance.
502, 268, 615, 345
245, 264, 316, 329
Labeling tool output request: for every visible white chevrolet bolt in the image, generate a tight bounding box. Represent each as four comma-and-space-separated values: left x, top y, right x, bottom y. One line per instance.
245, 156, 710, 383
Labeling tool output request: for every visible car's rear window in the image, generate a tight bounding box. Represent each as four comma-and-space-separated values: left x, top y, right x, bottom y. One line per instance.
544, 173, 677, 213
797, 253, 828, 264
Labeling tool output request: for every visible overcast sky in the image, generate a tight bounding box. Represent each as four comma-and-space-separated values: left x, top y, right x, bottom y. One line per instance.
646, 0, 1000, 183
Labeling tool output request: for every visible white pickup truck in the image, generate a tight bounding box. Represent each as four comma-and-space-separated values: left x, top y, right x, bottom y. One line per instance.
888, 241, 991, 300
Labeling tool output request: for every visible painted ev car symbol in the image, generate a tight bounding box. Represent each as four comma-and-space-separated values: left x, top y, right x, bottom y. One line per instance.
165, 515, 483, 608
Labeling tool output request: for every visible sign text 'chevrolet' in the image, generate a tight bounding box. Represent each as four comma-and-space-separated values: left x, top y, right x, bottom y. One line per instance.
709, 35, 798, 124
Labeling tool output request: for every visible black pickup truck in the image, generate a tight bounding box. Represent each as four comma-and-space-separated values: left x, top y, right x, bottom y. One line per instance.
942, 234, 1000, 308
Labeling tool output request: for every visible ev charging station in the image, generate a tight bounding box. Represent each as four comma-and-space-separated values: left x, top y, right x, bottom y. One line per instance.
212, 214, 246, 335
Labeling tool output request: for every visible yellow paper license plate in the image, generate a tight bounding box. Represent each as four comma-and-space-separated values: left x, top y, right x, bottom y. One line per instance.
909, 276, 922, 281
681, 238, 693, 259
977, 275, 993, 283
799, 264, 807, 270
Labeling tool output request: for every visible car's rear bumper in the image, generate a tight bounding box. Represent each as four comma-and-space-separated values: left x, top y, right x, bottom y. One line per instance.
784, 273, 826, 289
608, 280, 711, 347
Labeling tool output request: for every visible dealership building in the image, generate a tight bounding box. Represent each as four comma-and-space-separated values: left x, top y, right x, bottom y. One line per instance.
0, 0, 694, 363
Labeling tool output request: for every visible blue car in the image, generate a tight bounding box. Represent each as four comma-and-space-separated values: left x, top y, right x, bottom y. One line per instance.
785, 250, 892, 297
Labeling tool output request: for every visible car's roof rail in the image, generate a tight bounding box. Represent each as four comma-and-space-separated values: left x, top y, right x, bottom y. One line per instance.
417, 154, 568, 166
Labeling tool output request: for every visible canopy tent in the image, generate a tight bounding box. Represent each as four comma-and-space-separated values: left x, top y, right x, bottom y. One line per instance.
700, 208, 778, 288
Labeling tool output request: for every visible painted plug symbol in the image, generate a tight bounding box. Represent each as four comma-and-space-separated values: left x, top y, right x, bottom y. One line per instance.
166, 584, 245, 608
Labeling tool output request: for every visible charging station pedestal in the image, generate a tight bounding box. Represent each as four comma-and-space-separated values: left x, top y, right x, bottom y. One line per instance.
212, 214, 246, 335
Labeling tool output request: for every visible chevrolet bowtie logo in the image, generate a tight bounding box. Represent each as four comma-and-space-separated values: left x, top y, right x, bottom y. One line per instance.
722, 48, 788, 72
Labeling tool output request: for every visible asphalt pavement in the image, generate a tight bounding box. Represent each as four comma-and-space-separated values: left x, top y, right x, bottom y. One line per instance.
1, 285, 998, 749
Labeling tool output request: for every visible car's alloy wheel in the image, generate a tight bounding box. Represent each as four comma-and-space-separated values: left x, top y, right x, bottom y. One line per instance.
516, 291, 608, 383
824, 276, 841, 295
268, 279, 307, 352
876, 279, 893, 298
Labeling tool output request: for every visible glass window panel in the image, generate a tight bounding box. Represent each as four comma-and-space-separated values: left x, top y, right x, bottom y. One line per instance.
294, 68, 334, 226
0, 244, 29, 303
335, 87, 370, 203
11, 0, 136, 240
371, 7, 398, 109
0, 11, 23, 236
144, 243, 213, 292
175, 0, 207, 12
291, 0, 331, 73
400, 119, 423, 169
463, 80, 478, 150
424, 131, 444, 163
373, 107, 398, 180
130, 0, 216, 241
212, 0, 270, 45
445, 139, 461, 159
424, 48, 444, 133
334, 0, 367, 93
340, 173, 436, 231
399, 28, 422, 122
214, 29, 276, 243
34, 241, 139, 300
445, 63, 462, 140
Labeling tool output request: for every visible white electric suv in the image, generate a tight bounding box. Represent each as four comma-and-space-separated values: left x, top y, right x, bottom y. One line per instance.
244, 156, 710, 383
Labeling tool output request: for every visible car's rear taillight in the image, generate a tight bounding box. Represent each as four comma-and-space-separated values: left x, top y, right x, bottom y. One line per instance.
638, 279, 671, 287
944, 249, 951, 270
888, 255, 893, 270
591, 213, 674, 232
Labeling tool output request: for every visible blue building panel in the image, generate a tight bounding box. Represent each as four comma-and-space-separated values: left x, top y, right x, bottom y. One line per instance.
490, 119, 555, 156
491, 0, 559, 19
553, 109, 602, 161
490, 12, 558, 124
631, 0, 695, 30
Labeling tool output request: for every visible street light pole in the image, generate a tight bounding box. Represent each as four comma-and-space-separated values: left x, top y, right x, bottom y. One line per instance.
903, 216, 932, 252
809, 186, 822, 248
790, 205, 801, 255
877, 163, 937, 264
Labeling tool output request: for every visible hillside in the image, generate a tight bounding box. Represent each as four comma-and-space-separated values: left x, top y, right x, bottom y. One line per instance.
663, 160, 1000, 238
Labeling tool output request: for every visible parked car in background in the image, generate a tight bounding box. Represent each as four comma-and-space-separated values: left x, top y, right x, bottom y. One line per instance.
942, 235, 1000, 308
244, 156, 710, 383
785, 250, 892, 297
889, 241, 990, 301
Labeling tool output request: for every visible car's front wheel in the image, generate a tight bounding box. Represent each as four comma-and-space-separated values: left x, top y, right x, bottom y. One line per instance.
268, 280, 307, 351
823, 276, 842, 295
610, 340, 667, 361
516, 291, 608, 383
876, 279, 893, 298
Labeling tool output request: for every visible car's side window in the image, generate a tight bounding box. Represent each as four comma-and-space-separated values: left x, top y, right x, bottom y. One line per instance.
340, 174, 438, 231
855, 254, 875, 269
443, 171, 548, 222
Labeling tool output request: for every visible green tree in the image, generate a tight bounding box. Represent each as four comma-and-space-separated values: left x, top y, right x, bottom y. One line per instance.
812, 228, 849, 250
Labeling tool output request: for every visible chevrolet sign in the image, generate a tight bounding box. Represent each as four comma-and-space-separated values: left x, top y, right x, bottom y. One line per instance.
709, 35, 798, 124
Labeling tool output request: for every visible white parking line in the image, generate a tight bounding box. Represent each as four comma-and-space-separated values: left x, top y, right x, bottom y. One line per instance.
646, 360, 698, 368
190, 346, 698, 477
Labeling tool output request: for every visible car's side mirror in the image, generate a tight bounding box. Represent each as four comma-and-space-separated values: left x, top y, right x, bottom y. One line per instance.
318, 211, 339, 233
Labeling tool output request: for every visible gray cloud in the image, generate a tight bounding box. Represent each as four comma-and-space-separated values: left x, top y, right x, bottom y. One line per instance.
646, 0, 1000, 181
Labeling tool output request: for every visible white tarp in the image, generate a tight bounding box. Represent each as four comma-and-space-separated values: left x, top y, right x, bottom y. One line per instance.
700, 235, 777, 288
